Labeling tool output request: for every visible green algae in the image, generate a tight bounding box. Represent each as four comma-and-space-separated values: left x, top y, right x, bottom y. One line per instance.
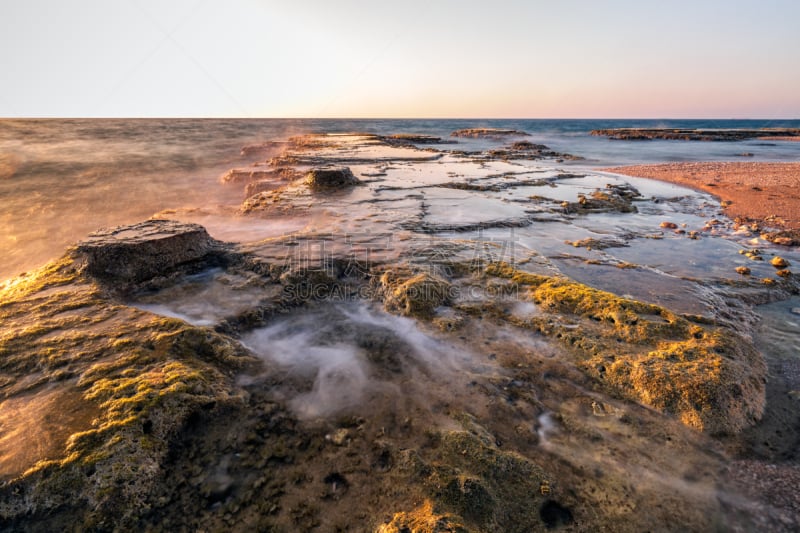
0, 253, 256, 528
484, 262, 766, 434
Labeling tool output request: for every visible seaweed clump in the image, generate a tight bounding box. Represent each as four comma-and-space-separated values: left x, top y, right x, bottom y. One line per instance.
379, 270, 454, 318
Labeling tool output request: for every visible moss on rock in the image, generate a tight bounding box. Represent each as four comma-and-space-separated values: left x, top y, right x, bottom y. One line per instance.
485, 262, 765, 434
380, 271, 453, 318
0, 249, 255, 528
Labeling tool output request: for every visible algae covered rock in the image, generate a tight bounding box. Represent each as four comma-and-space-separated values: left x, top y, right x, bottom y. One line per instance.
485, 262, 766, 434
380, 271, 453, 318
386, 429, 556, 533
305, 166, 361, 191
0, 227, 254, 529
75, 219, 221, 284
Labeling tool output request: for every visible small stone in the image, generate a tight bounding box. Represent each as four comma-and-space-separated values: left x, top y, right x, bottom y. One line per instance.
776, 269, 792, 278
735, 266, 751, 276
326, 428, 350, 446
660, 221, 678, 229
763, 278, 776, 286
771, 256, 790, 268
790, 307, 800, 315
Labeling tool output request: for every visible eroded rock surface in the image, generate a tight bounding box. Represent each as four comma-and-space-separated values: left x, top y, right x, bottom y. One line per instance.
75, 220, 222, 285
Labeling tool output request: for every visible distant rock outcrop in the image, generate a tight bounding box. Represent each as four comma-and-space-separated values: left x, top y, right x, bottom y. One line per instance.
451, 128, 529, 138
590, 128, 800, 141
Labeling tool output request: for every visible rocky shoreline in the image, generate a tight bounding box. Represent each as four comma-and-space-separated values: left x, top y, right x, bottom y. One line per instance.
2, 133, 799, 531
603, 162, 800, 236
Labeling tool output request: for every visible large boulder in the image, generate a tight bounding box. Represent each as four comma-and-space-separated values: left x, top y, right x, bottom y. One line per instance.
305, 166, 361, 191
75, 219, 219, 283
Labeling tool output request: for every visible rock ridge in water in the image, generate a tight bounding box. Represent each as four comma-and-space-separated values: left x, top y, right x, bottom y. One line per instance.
451, 128, 530, 138
590, 128, 800, 141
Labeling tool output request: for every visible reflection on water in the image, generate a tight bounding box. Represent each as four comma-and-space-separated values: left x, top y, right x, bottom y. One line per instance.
0, 384, 98, 481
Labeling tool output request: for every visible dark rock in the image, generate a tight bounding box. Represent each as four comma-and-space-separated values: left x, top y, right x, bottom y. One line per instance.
510, 141, 549, 151
540, 500, 574, 528
75, 220, 220, 283
590, 128, 800, 142
383, 134, 448, 146
563, 184, 641, 214
305, 166, 361, 191
451, 128, 530, 139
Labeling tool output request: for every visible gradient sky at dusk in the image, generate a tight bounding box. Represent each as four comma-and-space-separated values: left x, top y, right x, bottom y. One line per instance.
2, 0, 799, 118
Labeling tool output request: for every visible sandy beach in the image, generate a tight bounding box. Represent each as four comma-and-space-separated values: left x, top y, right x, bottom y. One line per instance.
603, 162, 800, 230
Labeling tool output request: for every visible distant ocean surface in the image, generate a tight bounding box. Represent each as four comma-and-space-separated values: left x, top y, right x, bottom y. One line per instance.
2, 118, 800, 281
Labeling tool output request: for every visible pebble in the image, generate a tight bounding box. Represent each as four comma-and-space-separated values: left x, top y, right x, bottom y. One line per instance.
660, 221, 678, 229
735, 266, 751, 276
771, 256, 790, 268
791, 308, 800, 316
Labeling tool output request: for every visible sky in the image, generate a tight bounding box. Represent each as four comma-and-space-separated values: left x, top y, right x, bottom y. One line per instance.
1, 0, 799, 118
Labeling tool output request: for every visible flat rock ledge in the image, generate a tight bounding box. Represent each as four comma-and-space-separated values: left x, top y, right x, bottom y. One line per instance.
75, 219, 220, 284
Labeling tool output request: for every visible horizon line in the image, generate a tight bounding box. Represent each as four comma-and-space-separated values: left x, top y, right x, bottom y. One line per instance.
2, 116, 800, 121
